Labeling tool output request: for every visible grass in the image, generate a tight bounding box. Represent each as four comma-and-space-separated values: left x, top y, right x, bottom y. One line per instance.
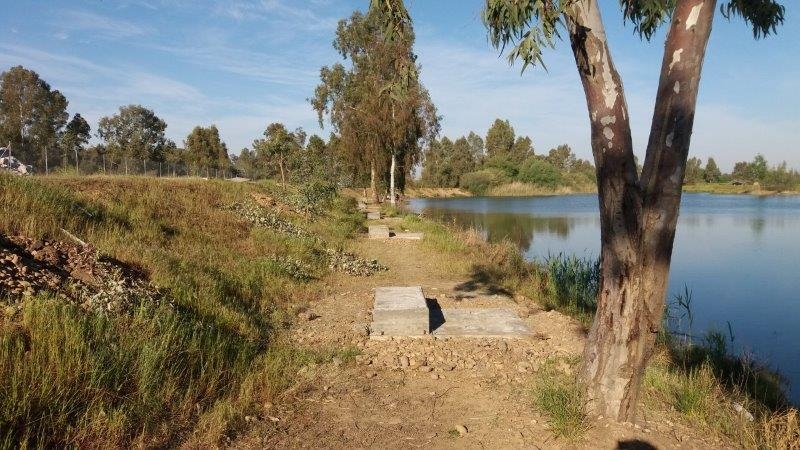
532, 358, 589, 440
487, 181, 595, 197
683, 182, 800, 195
0, 174, 364, 448
543, 253, 599, 326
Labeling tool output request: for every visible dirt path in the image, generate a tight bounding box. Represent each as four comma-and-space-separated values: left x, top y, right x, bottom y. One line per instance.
233, 225, 725, 449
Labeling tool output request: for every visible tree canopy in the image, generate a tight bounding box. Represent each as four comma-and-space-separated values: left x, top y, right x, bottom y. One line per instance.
0, 65, 68, 172
312, 7, 439, 200
184, 125, 229, 177
97, 105, 167, 175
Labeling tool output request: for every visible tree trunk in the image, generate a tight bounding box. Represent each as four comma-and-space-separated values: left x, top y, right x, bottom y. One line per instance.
44, 148, 48, 175
102, 154, 106, 174
279, 155, 286, 186
565, 0, 716, 422
143, 159, 147, 176
125, 158, 128, 176
370, 158, 380, 203
75, 148, 79, 175
389, 152, 397, 206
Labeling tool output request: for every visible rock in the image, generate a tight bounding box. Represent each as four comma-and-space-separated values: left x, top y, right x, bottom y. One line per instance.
332, 357, 343, 367
732, 402, 755, 422
430, 373, 440, 380
365, 371, 377, 379
499, 341, 509, 352
299, 311, 317, 321
455, 424, 468, 436
399, 356, 410, 368
419, 366, 433, 373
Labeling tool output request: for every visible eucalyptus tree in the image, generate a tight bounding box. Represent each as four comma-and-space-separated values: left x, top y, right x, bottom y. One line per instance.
252, 122, 299, 186
466, 131, 485, 164
0, 65, 68, 173
60, 113, 91, 174
185, 125, 229, 178
703, 157, 721, 182
312, 7, 438, 203
485, 118, 515, 161
97, 105, 167, 175
373, 0, 785, 421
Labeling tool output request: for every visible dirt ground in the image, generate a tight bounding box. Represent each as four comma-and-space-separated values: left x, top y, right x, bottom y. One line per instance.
233, 224, 730, 449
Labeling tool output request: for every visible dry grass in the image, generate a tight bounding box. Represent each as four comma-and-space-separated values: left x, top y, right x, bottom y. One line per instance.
486, 181, 580, 196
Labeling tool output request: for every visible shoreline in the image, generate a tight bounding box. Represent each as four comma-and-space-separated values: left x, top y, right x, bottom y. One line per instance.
405, 183, 800, 199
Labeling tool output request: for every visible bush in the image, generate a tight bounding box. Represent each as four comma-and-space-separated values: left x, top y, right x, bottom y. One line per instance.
518, 157, 563, 189
459, 168, 508, 195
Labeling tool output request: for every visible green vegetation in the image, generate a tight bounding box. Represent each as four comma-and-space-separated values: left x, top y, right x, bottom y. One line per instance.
686, 154, 800, 193
532, 358, 588, 440
544, 254, 599, 325
311, 7, 438, 203
420, 118, 596, 195
0, 174, 365, 448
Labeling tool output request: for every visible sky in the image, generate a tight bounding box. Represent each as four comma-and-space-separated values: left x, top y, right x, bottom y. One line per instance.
1, 0, 798, 171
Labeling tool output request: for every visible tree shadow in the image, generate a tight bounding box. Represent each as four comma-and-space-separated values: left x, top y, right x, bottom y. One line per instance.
454, 263, 513, 296
617, 440, 657, 450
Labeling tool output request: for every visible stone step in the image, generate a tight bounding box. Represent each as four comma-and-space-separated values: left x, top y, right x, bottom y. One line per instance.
371, 286, 428, 338
393, 232, 423, 240
368, 225, 390, 239
431, 308, 531, 338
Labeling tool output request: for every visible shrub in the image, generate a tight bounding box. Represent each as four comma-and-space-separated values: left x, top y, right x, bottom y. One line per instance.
518, 157, 563, 189
459, 168, 508, 195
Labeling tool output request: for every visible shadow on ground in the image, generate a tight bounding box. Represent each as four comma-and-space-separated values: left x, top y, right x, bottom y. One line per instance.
454, 263, 513, 297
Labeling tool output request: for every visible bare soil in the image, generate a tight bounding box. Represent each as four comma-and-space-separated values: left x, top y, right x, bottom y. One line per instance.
233, 230, 729, 449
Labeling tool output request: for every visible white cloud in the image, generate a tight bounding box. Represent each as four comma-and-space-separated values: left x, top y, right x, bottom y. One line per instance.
416, 38, 593, 158
214, 0, 338, 32
54, 10, 152, 40
416, 37, 800, 171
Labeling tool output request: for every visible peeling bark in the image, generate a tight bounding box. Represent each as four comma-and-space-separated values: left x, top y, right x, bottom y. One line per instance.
370, 158, 380, 203
565, 0, 717, 421
389, 152, 397, 206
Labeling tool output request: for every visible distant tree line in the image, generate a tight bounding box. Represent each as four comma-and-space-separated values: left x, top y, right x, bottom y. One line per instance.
421, 118, 596, 194
3, 62, 796, 194
684, 153, 799, 191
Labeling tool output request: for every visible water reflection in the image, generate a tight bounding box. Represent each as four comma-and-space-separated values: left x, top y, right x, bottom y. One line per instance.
421, 209, 584, 250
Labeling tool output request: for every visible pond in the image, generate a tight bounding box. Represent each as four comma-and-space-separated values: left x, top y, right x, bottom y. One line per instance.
408, 193, 800, 403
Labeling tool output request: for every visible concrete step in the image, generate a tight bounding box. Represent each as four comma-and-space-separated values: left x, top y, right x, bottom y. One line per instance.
371, 286, 428, 338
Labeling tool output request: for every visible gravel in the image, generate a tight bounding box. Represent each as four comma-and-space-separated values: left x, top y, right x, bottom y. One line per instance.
1, 233, 162, 317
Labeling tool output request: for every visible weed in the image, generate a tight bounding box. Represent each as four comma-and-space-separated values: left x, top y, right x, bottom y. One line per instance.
532, 359, 589, 440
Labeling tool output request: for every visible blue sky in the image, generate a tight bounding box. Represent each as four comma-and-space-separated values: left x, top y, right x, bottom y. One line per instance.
1, 0, 798, 171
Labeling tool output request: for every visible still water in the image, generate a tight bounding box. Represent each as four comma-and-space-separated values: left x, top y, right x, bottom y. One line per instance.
408, 193, 800, 402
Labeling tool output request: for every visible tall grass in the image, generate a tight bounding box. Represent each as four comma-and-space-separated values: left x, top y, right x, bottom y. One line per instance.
0, 174, 361, 447
542, 253, 599, 325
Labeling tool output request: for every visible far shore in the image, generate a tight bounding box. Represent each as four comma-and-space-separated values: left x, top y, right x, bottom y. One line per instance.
404, 182, 800, 199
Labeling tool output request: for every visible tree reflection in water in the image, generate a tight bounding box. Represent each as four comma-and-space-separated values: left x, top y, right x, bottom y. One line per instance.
419, 208, 580, 252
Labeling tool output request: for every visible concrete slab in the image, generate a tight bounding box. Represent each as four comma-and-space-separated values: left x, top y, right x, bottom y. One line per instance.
432, 308, 531, 338
366, 211, 381, 220
368, 225, 390, 239
371, 286, 428, 338
393, 232, 423, 240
